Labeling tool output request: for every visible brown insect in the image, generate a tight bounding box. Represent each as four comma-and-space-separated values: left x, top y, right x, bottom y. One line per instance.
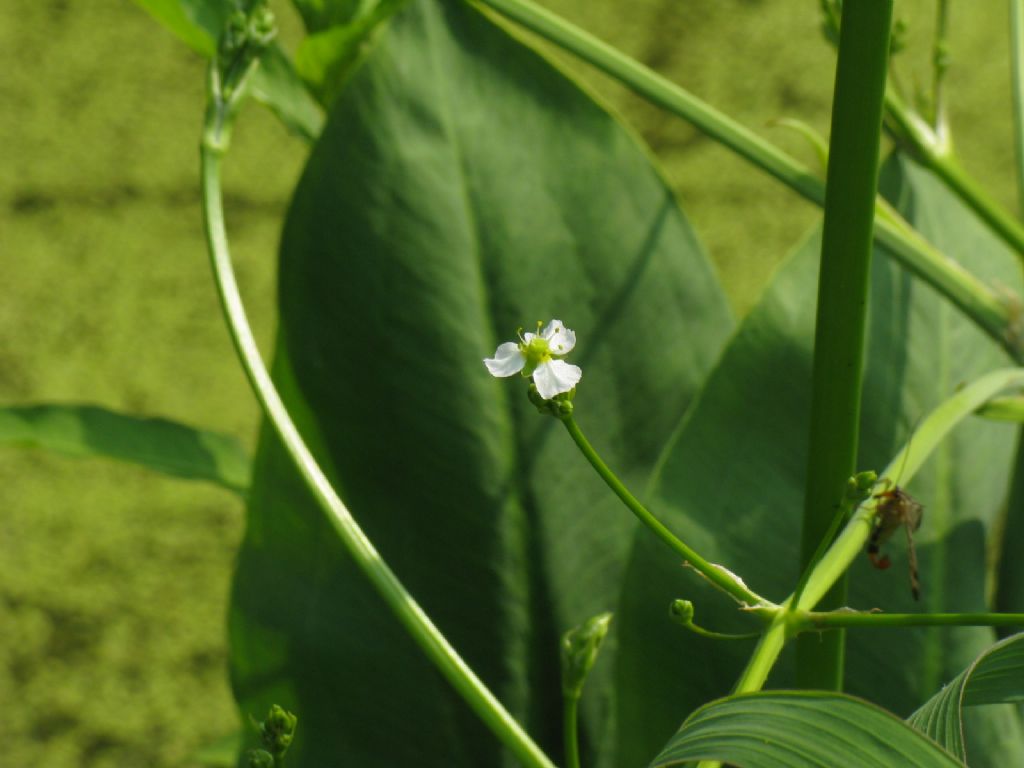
867, 481, 924, 601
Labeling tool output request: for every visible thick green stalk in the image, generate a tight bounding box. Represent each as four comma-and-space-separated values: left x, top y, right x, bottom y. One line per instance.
795, 0, 893, 691
201, 74, 555, 768
1012, 0, 1024, 215
560, 415, 768, 607
474, 0, 1021, 363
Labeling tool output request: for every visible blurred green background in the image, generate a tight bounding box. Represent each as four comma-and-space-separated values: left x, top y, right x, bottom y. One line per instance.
1, 0, 1015, 764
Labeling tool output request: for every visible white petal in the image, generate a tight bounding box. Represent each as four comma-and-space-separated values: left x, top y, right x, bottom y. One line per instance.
532, 360, 582, 399
484, 342, 525, 377
540, 319, 576, 355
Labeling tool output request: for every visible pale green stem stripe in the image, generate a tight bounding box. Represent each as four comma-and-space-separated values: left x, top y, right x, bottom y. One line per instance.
732, 368, 1024, 694
200, 101, 555, 768
475, 0, 1020, 363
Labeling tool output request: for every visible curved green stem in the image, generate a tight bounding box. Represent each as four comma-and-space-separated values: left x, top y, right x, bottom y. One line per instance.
733, 367, 1024, 694
560, 415, 768, 607
474, 0, 1023, 363
799, 610, 1024, 630
200, 66, 555, 768
562, 695, 579, 768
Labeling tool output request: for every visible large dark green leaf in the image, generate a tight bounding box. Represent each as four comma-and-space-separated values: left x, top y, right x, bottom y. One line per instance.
908, 632, 1024, 762
228, 0, 733, 764
131, 0, 324, 141
610, 154, 1024, 766
652, 692, 963, 768
0, 403, 250, 493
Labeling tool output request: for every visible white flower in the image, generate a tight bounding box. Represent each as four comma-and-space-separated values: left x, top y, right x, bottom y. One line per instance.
484, 319, 582, 400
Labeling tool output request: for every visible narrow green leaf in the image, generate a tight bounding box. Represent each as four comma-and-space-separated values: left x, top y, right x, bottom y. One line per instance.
652, 692, 964, 768
0, 404, 250, 493
229, 0, 733, 764
908, 633, 1024, 761
610, 154, 1024, 766
131, 0, 324, 140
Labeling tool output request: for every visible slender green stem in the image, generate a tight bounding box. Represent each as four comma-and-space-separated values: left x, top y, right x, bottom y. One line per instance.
796, 0, 893, 692
200, 70, 555, 768
560, 415, 768, 607
931, 0, 951, 139
800, 611, 1024, 630
679, 623, 760, 642
474, 0, 1023, 363
995, 430, 1024, 635
733, 367, 1024, 693
562, 696, 579, 768
1012, 0, 1024, 217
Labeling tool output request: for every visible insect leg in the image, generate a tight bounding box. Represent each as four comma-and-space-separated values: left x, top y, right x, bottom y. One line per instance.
904, 520, 921, 601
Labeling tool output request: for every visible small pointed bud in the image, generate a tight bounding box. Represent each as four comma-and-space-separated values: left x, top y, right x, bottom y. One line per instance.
561, 612, 613, 699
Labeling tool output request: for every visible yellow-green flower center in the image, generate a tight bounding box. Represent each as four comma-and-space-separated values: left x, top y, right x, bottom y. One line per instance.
520, 337, 552, 374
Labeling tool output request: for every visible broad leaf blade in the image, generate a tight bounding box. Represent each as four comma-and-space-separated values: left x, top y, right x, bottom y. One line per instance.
908, 633, 1024, 761
130, 0, 324, 140
611, 154, 1024, 766
0, 403, 250, 493
229, 0, 733, 764
652, 692, 964, 768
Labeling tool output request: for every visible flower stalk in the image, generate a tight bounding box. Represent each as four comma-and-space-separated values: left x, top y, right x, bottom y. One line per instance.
560, 414, 768, 608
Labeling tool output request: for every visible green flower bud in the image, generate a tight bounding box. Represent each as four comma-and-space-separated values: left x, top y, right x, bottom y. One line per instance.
258, 704, 298, 758
218, 10, 249, 58
845, 470, 878, 506
668, 599, 695, 626
243, 749, 275, 768
527, 384, 575, 419
248, 6, 278, 51
560, 612, 612, 699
